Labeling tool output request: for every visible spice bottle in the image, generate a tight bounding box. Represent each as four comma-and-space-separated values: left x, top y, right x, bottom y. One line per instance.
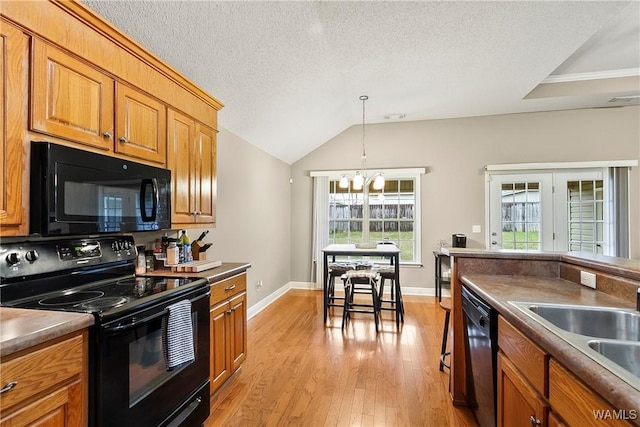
145, 250, 155, 272
136, 246, 146, 274
166, 240, 179, 265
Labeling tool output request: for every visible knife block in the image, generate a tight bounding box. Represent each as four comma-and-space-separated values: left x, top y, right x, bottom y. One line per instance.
192, 242, 206, 261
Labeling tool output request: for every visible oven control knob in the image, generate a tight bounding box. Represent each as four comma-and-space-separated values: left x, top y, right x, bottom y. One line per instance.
25, 250, 39, 262
6, 252, 20, 265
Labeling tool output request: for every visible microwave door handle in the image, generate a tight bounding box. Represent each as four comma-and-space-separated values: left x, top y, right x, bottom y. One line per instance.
140, 178, 158, 222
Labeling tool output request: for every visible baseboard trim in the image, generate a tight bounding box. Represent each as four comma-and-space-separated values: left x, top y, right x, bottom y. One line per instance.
247, 281, 448, 320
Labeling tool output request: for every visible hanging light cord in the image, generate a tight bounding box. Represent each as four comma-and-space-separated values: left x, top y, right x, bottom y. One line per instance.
360, 95, 368, 176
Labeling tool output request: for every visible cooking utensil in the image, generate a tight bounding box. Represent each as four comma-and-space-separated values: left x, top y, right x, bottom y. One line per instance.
196, 230, 209, 242
199, 243, 212, 252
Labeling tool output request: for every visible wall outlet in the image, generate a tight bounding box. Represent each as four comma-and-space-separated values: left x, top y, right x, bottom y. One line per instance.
472, 225, 481, 233
580, 271, 597, 289
255, 280, 263, 291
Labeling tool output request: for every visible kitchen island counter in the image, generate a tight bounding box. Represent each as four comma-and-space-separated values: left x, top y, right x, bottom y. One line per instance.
460, 273, 640, 418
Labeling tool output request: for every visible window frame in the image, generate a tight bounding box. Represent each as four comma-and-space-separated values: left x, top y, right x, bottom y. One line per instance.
312, 167, 425, 265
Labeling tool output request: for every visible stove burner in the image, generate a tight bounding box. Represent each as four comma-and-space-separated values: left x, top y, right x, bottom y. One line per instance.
39, 290, 105, 306
79, 296, 129, 310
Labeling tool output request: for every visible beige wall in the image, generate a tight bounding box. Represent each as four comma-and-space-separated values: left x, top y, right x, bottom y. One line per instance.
290, 106, 640, 289
204, 128, 292, 307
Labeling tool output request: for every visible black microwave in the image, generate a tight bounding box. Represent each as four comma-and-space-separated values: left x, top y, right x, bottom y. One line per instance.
30, 142, 171, 236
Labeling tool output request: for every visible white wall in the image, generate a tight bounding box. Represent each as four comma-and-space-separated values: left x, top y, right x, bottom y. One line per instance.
290, 106, 640, 290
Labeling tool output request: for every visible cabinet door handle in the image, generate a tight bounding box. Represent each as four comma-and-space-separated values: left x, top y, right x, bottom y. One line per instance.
226, 310, 232, 315
119, 136, 127, 143
225, 284, 236, 292
103, 131, 112, 139
529, 415, 541, 426
0, 381, 17, 394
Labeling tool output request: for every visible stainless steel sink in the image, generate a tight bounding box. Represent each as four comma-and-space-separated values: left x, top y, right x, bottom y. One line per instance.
588, 340, 640, 378
527, 304, 640, 340
509, 301, 640, 391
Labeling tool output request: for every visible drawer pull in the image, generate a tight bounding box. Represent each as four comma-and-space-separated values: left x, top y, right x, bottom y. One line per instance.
0, 381, 17, 394
225, 284, 236, 291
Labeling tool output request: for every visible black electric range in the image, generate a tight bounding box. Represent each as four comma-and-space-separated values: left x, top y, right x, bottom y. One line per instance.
0, 235, 211, 427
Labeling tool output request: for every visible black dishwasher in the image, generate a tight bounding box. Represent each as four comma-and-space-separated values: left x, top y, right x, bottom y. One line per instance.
462, 285, 498, 427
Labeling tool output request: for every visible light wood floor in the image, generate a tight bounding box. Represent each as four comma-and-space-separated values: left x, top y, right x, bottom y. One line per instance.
206, 289, 478, 427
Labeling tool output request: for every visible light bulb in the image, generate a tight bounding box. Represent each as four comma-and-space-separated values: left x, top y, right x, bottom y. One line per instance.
338, 175, 349, 189
353, 172, 364, 190
373, 174, 385, 190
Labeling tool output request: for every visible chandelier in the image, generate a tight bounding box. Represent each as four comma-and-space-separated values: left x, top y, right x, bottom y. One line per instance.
338, 95, 385, 191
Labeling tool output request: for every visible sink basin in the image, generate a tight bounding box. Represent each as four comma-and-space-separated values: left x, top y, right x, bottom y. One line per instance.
588, 340, 640, 378
509, 301, 640, 390
527, 304, 640, 341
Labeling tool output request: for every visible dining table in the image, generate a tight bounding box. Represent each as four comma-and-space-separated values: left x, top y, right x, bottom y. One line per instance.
322, 243, 402, 327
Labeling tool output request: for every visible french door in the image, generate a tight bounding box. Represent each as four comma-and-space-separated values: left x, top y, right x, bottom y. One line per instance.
488, 170, 607, 253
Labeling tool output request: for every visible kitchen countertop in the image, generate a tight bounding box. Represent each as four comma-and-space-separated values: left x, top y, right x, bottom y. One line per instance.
141, 262, 251, 284
0, 307, 94, 358
460, 273, 640, 418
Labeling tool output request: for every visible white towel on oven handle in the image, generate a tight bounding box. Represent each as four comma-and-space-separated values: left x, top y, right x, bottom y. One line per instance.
162, 299, 195, 370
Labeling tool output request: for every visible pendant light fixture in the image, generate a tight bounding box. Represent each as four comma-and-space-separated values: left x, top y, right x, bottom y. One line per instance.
339, 95, 385, 191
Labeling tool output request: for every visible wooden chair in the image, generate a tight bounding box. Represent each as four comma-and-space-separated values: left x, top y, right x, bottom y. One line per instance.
341, 270, 381, 332
375, 265, 405, 326
439, 298, 451, 371
326, 262, 355, 310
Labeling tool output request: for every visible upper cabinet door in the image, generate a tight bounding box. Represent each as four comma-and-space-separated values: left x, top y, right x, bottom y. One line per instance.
195, 123, 216, 224
0, 20, 27, 236
168, 109, 196, 224
31, 39, 114, 151
115, 83, 166, 165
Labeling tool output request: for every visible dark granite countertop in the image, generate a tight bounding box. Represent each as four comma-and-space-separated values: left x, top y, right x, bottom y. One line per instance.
0, 307, 94, 358
460, 274, 640, 419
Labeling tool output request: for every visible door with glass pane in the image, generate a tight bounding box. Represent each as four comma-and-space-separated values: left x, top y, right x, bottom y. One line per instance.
488, 174, 554, 251
553, 171, 606, 254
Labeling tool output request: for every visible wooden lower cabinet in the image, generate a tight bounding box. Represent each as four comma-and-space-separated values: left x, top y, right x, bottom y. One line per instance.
549, 359, 633, 426
0, 331, 88, 427
498, 315, 634, 427
210, 273, 247, 395
497, 351, 548, 427
548, 411, 567, 427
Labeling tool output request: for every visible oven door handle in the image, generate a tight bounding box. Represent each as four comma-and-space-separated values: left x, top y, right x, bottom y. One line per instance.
103, 292, 210, 334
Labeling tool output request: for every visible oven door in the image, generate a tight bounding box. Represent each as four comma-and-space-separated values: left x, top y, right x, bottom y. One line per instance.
96, 288, 210, 427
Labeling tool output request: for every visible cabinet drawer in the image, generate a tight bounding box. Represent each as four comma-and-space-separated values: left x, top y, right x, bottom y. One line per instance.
210, 273, 246, 306
549, 359, 632, 426
498, 316, 548, 396
0, 334, 83, 412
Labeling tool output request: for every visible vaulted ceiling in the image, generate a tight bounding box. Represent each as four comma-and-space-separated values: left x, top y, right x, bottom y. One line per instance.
81, 1, 640, 164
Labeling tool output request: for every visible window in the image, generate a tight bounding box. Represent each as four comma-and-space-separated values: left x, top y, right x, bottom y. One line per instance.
328, 175, 420, 263
566, 179, 605, 253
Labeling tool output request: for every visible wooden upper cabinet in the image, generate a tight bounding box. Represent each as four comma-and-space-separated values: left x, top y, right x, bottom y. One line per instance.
195, 123, 216, 224
31, 39, 167, 166
115, 83, 166, 164
0, 20, 27, 236
167, 108, 216, 226
31, 38, 114, 151
168, 109, 195, 224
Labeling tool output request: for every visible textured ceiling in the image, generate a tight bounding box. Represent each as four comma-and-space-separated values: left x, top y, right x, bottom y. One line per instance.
80, 1, 640, 164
